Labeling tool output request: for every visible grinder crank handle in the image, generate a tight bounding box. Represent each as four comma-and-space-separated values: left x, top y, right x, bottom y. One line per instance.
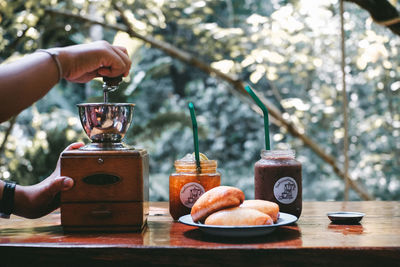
103, 75, 123, 87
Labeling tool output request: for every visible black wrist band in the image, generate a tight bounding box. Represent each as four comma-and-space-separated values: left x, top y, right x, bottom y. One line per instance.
0, 182, 16, 218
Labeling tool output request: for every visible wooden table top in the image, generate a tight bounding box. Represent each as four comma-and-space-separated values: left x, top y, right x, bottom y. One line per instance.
1, 201, 399, 266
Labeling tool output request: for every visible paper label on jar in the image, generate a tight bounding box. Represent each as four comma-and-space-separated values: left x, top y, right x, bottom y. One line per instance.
273, 177, 298, 204
180, 182, 205, 208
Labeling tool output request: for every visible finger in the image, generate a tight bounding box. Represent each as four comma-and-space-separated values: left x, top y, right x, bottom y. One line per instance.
97, 66, 114, 77
98, 52, 127, 77
64, 142, 85, 151
54, 142, 85, 173
113, 45, 129, 56
92, 42, 130, 77
47, 176, 74, 197
111, 46, 131, 77
104, 46, 130, 77
67, 71, 98, 83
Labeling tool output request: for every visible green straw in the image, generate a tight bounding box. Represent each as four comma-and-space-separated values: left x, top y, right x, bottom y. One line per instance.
188, 102, 201, 172
245, 85, 271, 150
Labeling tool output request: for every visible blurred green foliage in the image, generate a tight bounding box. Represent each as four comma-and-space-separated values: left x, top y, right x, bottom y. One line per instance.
0, 0, 399, 201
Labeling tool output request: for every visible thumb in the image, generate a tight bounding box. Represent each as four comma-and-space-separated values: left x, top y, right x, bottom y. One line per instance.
48, 176, 74, 196
97, 67, 113, 77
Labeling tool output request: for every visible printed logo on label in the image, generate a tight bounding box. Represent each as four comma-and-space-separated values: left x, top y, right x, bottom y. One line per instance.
273, 177, 298, 204
180, 182, 205, 208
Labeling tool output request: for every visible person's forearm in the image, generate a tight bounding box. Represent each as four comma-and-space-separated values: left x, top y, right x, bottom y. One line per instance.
0, 180, 29, 218
0, 41, 132, 123
0, 52, 59, 122
12, 184, 28, 218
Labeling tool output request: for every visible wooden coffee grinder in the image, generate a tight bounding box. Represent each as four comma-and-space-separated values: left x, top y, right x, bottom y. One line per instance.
60, 76, 149, 232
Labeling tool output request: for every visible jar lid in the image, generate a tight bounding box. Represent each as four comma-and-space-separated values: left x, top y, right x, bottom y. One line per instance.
327, 211, 365, 224
174, 159, 217, 168
174, 153, 218, 174
261, 149, 295, 159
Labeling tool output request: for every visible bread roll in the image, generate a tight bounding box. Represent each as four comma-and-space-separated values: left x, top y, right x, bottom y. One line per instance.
191, 186, 245, 223
240, 199, 280, 223
205, 207, 273, 226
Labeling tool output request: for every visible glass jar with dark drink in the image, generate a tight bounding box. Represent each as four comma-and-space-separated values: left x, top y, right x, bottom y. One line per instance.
169, 154, 221, 220
254, 149, 302, 218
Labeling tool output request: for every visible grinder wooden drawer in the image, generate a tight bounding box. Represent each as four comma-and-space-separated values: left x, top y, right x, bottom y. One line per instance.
60, 149, 149, 203
61, 202, 148, 231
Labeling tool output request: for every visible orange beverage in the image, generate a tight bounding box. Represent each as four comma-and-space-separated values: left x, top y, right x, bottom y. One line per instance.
169, 154, 221, 220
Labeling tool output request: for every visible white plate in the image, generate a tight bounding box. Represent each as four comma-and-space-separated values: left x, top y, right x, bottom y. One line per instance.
178, 212, 298, 237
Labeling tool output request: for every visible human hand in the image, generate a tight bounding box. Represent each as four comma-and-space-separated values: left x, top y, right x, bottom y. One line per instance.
13, 142, 84, 219
50, 41, 131, 83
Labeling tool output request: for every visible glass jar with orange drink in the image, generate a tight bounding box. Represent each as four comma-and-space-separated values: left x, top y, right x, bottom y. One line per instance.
169, 153, 221, 220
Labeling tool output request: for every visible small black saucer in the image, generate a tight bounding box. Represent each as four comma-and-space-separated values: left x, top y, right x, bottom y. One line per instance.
327, 212, 365, 224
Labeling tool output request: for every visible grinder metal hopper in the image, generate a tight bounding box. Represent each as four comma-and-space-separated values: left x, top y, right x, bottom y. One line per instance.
60, 76, 149, 232
78, 76, 134, 151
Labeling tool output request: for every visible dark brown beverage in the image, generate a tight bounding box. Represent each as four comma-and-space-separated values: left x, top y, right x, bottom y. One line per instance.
254, 150, 302, 218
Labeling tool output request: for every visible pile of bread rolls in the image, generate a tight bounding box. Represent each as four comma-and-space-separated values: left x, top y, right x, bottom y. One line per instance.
190, 186, 279, 226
